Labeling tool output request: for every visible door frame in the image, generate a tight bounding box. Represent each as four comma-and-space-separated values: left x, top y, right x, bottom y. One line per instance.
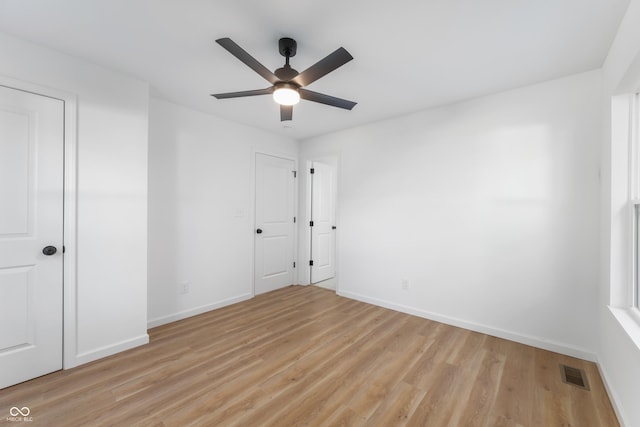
251, 149, 298, 296
0, 75, 78, 369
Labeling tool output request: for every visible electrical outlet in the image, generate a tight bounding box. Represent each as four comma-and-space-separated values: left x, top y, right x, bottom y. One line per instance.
179, 282, 190, 295
401, 279, 409, 291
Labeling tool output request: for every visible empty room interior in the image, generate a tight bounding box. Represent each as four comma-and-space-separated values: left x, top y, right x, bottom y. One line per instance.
2, 0, 640, 425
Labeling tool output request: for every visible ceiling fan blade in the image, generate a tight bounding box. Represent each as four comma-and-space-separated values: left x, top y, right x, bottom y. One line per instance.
216, 38, 279, 85
292, 47, 353, 87
211, 87, 274, 99
299, 88, 357, 110
280, 105, 293, 121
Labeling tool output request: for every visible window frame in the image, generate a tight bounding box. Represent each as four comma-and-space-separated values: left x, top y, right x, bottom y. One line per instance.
630, 92, 640, 311
633, 202, 640, 308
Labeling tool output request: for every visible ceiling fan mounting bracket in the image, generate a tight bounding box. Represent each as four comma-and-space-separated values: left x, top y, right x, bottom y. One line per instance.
279, 37, 297, 58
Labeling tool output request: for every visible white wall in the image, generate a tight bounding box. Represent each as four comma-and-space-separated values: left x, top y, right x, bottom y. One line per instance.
0, 32, 149, 366
147, 98, 297, 326
300, 70, 602, 360
599, 0, 640, 425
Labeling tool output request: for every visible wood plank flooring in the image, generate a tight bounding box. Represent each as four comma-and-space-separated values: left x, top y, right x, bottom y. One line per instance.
0, 285, 619, 426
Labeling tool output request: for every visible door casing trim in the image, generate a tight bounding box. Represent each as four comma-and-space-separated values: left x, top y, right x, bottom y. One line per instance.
0, 75, 79, 369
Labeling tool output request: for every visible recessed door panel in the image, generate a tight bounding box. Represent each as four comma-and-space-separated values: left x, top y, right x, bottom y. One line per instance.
262, 235, 289, 277
0, 266, 34, 350
262, 167, 289, 223
0, 108, 32, 236
315, 233, 332, 268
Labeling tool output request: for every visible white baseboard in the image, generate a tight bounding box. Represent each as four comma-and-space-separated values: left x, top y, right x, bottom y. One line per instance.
147, 293, 253, 329
67, 334, 150, 368
338, 290, 597, 362
596, 361, 627, 426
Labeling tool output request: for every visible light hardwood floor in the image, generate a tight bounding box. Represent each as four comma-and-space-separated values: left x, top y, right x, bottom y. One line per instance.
0, 285, 619, 426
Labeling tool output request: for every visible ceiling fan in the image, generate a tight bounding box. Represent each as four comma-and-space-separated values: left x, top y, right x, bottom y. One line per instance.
211, 37, 357, 121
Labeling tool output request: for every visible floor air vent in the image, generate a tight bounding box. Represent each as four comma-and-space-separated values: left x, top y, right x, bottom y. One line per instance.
560, 364, 590, 391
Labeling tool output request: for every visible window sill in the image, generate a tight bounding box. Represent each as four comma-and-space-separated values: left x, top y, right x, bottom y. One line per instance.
609, 306, 640, 351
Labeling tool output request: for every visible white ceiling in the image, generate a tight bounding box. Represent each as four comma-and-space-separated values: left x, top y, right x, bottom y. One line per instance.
0, 0, 630, 140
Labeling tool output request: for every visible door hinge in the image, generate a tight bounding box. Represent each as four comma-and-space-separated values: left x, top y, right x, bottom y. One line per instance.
309, 260, 314, 266
293, 170, 297, 178
309, 220, 314, 227
310, 168, 315, 174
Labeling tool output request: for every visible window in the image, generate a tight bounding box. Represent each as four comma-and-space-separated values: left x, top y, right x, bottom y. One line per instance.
608, 90, 640, 350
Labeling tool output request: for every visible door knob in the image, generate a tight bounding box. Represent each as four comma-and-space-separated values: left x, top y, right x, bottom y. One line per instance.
256, 228, 263, 234
42, 246, 57, 256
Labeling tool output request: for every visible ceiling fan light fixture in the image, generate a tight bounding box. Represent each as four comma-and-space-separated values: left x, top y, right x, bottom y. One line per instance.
273, 83, 300, 106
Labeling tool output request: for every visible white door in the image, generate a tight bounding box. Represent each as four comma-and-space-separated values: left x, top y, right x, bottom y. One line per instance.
254, 153, 295, 295
0, 86, 64, 389
310, 162, 336, 284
